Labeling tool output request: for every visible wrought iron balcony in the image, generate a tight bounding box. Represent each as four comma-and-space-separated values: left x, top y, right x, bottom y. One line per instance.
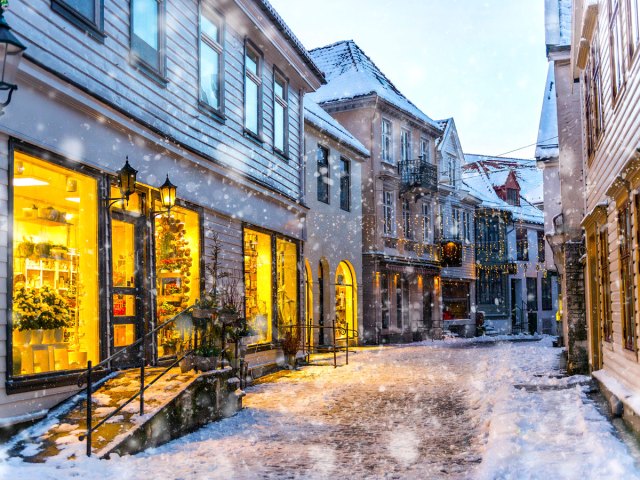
398, 157, 438, 194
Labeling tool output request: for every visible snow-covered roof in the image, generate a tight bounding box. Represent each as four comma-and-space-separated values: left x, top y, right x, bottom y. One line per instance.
256, 0, 325, 84
304, 97, 370, 157
462, 154, 544, 224
309, 40, 441, 130
435, 118, 452, 150
535, 64, 559, 160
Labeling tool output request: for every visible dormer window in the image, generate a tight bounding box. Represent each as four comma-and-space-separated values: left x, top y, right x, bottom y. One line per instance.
506, 188, 519, 206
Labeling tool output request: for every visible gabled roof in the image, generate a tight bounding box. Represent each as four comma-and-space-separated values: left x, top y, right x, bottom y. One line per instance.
435, 117, 463, 155
308, 40, 441, 130
256, 0, 326, 85
535, 64, 559, 160
462, 154, 544, 224
304, 97, 370, 157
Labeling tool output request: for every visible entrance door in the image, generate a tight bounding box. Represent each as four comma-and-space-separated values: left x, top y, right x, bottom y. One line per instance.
111, 212, 146, 368
510, 279, 522, 333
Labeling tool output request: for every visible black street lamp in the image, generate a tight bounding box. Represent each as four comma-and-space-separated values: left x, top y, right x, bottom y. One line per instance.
0, 5, 26, 109
159, 175, 177, 211
106, 157, 138, 209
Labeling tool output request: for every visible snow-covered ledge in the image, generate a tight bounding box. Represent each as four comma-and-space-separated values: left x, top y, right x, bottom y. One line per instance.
592, 369, 640, 431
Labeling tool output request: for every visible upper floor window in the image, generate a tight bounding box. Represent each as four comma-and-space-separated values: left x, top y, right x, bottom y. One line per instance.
463, 211, 472, 243
316, 145, 329, 204
382, 190, 395, 236
199, 4, 223, 113
446, 155, 457, 187
52, 0, 104, 38
516, 227, 528, 261
244, 44, 262, 137
506, 188, 520, 206
401, 129, 411, 162
381, 119, 392, 163
339, 158, 351, 212
619, 204, 635, 350
402, 199, 413, 240
451, 207, 461, 240
422, 202, 432, 243
584, 31, 604, 159
131, 0, 164, 75
609, 0, 625, 98
420, 137, 430, 162
273, 71, 288, 155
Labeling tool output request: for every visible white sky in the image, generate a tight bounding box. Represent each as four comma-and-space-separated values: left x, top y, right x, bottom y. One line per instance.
269, 0, 549, 159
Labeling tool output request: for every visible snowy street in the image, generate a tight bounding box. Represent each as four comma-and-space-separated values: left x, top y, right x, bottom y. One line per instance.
2, 337, 640, 479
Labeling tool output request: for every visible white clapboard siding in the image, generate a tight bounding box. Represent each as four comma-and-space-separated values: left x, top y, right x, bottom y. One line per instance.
10, 0, 303, 199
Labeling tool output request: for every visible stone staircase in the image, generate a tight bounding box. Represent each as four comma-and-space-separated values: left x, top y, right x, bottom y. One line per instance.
8, 366, 243, 461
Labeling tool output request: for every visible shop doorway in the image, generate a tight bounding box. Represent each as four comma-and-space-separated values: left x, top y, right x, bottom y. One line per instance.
111, 211, 148, 368
335, 261, 356, 341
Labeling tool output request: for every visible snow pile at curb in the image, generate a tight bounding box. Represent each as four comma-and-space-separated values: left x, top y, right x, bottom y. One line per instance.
467, 340, 640, 479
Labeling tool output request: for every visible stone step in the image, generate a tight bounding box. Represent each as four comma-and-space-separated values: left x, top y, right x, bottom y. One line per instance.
8, 366, 243, 461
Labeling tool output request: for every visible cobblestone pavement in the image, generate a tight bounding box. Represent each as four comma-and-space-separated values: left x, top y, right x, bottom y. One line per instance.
213, 344, 488, 479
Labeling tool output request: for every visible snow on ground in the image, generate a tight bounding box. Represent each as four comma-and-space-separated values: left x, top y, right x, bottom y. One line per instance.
1, 337, 639, 479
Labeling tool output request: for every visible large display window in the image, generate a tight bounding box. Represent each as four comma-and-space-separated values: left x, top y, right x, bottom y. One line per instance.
11, 151, 99, 376
154, 204, 200, 356
335, 261, 356, 339
244, 229, 273, 343
276, 238, 298, 330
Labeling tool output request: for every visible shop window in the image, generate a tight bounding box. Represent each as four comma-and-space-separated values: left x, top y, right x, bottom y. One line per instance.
335, 262, 356, 339
11, 151, 99, 376
619, 204, 635, 350
442, 281, 470, 319
526, 277, 538, 311
154, 205, 200, 356
244, 229, 273, 343
381, 273, 390, 329
277, 238, 298, 333
541, 276, 552, 311
422, 276, 434, 328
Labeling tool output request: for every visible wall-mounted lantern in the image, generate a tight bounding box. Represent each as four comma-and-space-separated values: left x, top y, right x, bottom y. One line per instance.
0, 5, 26, 110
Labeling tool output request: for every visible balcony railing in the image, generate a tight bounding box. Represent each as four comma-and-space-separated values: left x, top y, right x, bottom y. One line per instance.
398, 157, 438, 194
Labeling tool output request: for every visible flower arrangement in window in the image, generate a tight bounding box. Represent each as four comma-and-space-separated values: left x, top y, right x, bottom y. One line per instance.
155, 215, 192, 309
12, 286, 71, 331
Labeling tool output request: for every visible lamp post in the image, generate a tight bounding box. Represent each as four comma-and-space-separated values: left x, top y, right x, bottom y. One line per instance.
0, 4, 26, 111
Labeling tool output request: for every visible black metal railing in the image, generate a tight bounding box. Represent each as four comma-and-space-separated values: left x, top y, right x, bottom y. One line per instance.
77, 306, 196, 457
398, 156, 438, 193
284, 321, 358, 369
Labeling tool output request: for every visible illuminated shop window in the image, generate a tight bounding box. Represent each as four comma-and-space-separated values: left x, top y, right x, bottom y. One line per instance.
244, 229, 273, 343
276, 238, 298, 332
154, 204, 200, 356
11, 151, 99, 376
335, 261, 356, 340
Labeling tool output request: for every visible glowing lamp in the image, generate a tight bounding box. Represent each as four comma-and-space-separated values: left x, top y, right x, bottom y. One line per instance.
159, 175, 177, 210
0, 7, 26, 109
117, 158, 138, 203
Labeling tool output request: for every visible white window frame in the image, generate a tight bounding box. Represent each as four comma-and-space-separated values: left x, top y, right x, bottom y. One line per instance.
381, 119, 393, 163
273, 69, 288, 155
422, 202, 432, 243
420, 137, 430, 162
401, 128, 411, 162
199, 4, 224, 113
244, 41, 262, 137
383, 190, 396, 236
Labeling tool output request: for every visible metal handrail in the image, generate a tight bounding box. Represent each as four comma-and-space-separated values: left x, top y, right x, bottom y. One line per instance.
284, 322, 358, 369
77, 306, 194, 387
79, 305, 195, 456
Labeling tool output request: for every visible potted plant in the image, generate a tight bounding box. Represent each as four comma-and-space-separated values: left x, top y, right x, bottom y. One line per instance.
12, 286, 71, 344
192, 344, 221, 372
280, 328, 300, 370
161, 337, 180, 356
